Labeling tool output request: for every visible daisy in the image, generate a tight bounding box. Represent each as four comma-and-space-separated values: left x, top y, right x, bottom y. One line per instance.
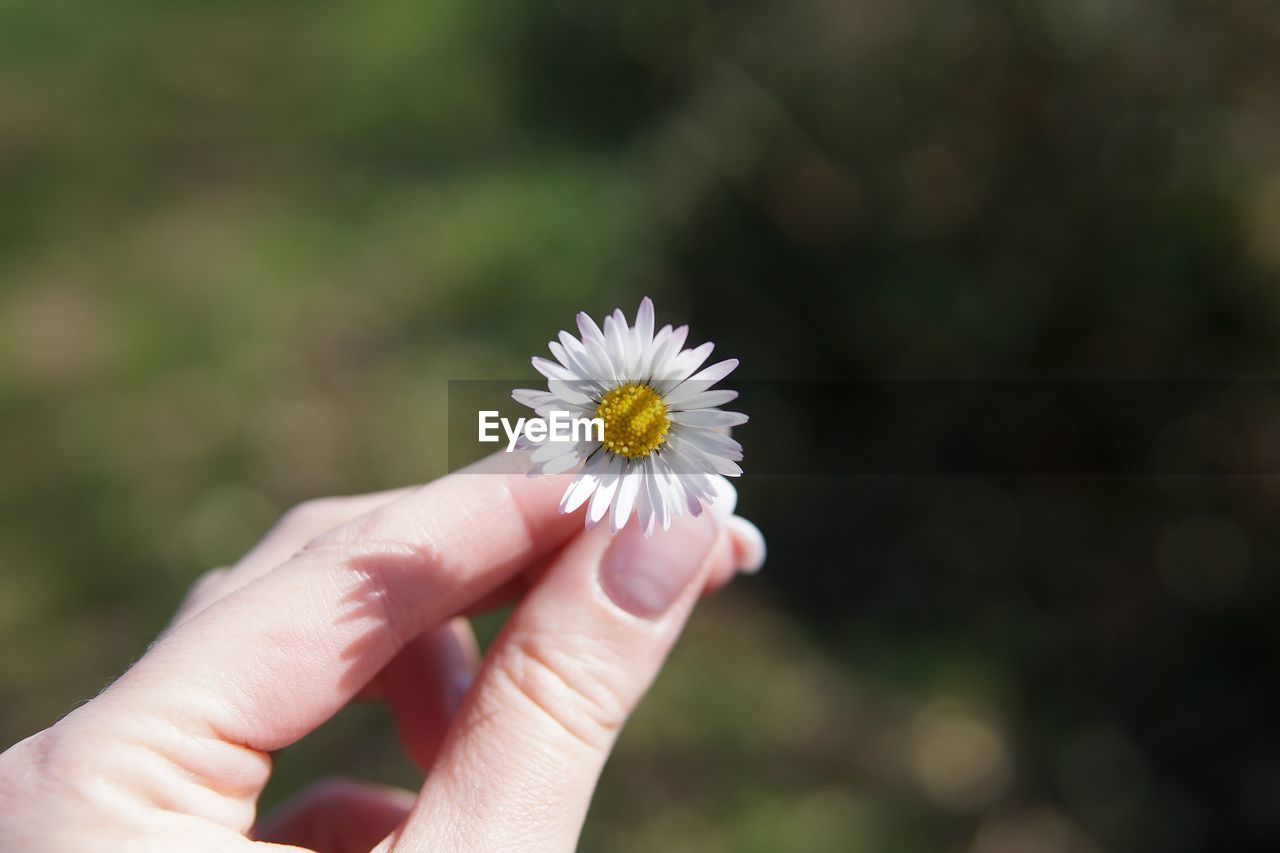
512, 297, 746, 536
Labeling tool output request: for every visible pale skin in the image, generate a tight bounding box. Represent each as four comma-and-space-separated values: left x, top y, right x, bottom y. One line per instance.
0, 455, 764, 852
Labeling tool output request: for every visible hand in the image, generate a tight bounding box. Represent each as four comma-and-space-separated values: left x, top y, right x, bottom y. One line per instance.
0, 456, 765, 852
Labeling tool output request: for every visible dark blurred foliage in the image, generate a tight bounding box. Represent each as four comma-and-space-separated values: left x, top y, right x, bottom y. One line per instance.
4, 0, 1280, 850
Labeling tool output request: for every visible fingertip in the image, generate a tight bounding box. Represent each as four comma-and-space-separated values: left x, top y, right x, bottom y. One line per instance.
384, 619, 481, 772
725, 515, 766, 575
599, 512, 716, 619
700, 526, 740, 595
707, 475, 739, 520
701, 512, 766, 594
442, 618, 480, 716
256, 778, 415, 852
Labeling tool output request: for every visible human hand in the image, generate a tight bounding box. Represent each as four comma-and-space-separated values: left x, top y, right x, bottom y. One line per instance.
0, 456, 765, 852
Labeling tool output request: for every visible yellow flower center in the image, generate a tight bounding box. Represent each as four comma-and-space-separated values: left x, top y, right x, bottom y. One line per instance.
595, 383, 670, 460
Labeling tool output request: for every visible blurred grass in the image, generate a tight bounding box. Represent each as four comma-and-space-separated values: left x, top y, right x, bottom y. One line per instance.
5, 0, 1280, 850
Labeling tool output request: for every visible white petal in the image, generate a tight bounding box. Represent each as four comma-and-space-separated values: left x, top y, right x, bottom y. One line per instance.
551, 337, 599, 384
667, 388, 739, 410
621, 328, 641, 378
661, 442, 723, 504
655, 458, 686, 525
667, 324, 690, 355
666, 360, 739, 405
548, 341, 572, 371
655, 341, 714, 391
560, 453, 608, 513
670, 409, 749, 428
577, 311, 606, 348
611, 468, 641, 533
689, 358, 739, 386
537, 449, 585, 475
678, 426, 744, 461
531, 439, 576, 463
559, 331, 609, 385
532, 356, 577, 382
603, 312, 630, 378
685, 484, 704, 516
676, 472, 716, 510
676, 341, 715, 373
678, 438, 742, 476
648, 324, 688, 381
533, 401, 594, 419
651, 458, 677, 529
665, 444, 718, 491
638, 324, 671, 380
583, 333, 618, 384
512, 388, 558, 409
547, 379, 594, 407
586, 455, 625, 528
633, 297, 655, 364
670, 435, 742, 473
637, 464, 657, 537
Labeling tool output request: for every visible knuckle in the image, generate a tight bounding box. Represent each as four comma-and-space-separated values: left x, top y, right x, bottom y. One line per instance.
2, 722, 115, 817
493, 633, 631, 752
186, 566, 228, 598
278, 498, 341, 537
0, 730, 48, 803
293, 498, 391, 554
278, 497, 381, 559
13, 713, 265, 831
13, 721, 87, 782
168, 568, 230, 627
293, 535, 431, 651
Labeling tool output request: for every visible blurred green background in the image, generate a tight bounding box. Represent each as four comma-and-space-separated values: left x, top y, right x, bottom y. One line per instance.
4, 1, 1280, 851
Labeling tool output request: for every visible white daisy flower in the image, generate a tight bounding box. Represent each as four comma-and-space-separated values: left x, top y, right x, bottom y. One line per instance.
512, 297, 746, 536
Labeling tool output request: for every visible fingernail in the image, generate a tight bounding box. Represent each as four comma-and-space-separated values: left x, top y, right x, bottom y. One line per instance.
726, 515, 766, 574
600, 515, 717, 619
447, 670, 473, 716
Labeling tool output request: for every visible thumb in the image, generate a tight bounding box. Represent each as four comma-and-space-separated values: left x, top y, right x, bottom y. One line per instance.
386, 513, 737, 852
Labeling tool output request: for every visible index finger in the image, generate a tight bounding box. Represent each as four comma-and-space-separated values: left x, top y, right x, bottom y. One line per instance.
99, 462, 581, 758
